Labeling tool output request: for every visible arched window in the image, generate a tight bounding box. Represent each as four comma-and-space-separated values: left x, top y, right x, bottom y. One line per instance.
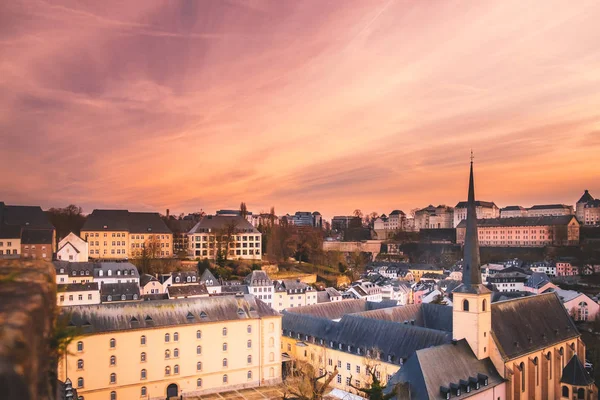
223, 374, 228, 384
141, 387, 147, 396
269, 367, 275, 378
197, 378, 203, 387
77, 377, 84, 388
223, 343, 228, 351
247, 340, 252, 348
140, 352, 146, 362
577, 388, 585, 399
247, 355, 252, 364
77, 359, 84, 369
141, 369, 147, 380
247, 370, 253, 379
110, 338, 116, 348
533, 357, 539, 386
482, 299, 487, 312
547, 352, 552, 379
174, 332, 179, 342
175, 277, 180, 283
269, 352, 275, 362
223, 358, 228, 367
110, 355, 116, 366
579, 301, 589, 321
196, 330, 202, 339
174, 365, 179, 374
562, 386, 569, 398
107, 295, 112, 302
77, 341, 83, 352
520, 362, 525, 392
197, 361, 202, 371
110, 373, 116, 384
197, 345, 202, 355
247, 325, 252, 333
120, 294, 126, 301
174, 348, 179, 358
165, 333, 170, 343
140, 335, 146, 345
269, 337, 274, 347
110, 391, 116, 400
165, 366, 171, 376
463, 299, 469, 311
223, 327, 228, 336
165, 349, 170, 359
187, 276, 191, 282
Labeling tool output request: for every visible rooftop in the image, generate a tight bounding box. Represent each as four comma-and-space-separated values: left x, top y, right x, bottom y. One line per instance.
81, 210, 171, 234
456, 215, 578, 228
188, 215, 258, 234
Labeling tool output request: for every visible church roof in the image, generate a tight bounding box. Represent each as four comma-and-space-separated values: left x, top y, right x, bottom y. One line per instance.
561, 355, 594, 386
491, 292, 579, 360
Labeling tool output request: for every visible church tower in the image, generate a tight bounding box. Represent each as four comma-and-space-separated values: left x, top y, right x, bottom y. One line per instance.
452, 153, 492, 360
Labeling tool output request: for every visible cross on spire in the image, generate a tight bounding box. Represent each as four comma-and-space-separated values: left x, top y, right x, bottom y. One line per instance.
470, 149, 474, 163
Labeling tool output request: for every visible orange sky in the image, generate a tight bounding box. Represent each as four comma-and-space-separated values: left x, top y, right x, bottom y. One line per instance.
1, 0, 600, 219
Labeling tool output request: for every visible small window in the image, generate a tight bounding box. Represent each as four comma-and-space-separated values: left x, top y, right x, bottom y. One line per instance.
247, 340, 252, 348
165, 333, 170, 343
174, 348, 179, 358
248, 355, 252, 364
248, 370, 253, 379
482, 299, 487, 312
110, 338, 116, 348
223, 374, 228, 384
463, 299, 469, 311
223, 358, 228, 367
174, 365, 179, 374
197, 345, 202, 355
110, 392, 116, 400
77, 359, 84, 370
77, 341, 84, 352
140, 352, 146, 362
197, 361, 202, 371
196, 330, 202, 339
140, 335, 146, 345
174, 332, 179, 342
141, 387, 147, 396
110, 355, 116, 366
165, 350, 170, 359
223, 327, 228, 336
110, 373, 116, 384
141, 369, 147, 380
77, 377, 84, 388
247, 325, 252, 333
165, 366, 171, 376
197, 378, 203, 387
223, 343, 228, 351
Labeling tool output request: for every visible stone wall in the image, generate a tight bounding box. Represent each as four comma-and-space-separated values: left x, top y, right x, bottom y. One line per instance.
0, 260, 58, 400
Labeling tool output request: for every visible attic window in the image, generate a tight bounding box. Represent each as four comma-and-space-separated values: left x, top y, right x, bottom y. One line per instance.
103, 225, 107, 229
187, 312, 195, 320
130, 317, 139, 323
237, 308, 245, 316
200, 311, 208, 319
145, 316, 153, 322
147, 227, 152, 232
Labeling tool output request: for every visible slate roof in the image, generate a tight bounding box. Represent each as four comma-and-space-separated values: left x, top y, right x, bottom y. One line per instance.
244, 270, 272, 286
100, 282, 141, 302
81, 210, 171, 234
276, 279, 314, 293
491, 292, 579, 360
387, 339, 504, 399
577, 190, 595, 204
501, 206, 526, 211
456, 215, 578, 228
64, 295, 279, 334
525, 272, 551, 289
58, 282, 99, 292
200, 269, 219, 286
561, 355, 595, 386
188, 215, 259, 234
167, 284, 209, 298
529, 204, 572, 210
1, 204, 54, 230
220, 284, 249, 295
390, 210, 405, 216
171, 270, 198, 283
352, 303, 453, 332
0, 224, 21, 239
140, 274, 157, 287
286, 299, 397, 320
21, 229, 53, 244
282, 312, 451, 363
455, 200, 497, 209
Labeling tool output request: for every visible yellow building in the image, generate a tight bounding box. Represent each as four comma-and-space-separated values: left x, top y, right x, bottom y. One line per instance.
274, 279, 318, 312
81, 209, 173, 260
58, 295, 281, 400
406, 264, 444, 282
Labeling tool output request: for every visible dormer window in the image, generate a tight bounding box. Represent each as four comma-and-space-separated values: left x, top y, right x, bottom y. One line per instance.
175, 277, 181, 283
99, 271, 103, 277
108, 270, 112, 276
60, 268, 65, 274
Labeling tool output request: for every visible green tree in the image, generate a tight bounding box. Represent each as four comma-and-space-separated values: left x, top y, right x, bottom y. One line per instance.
430, 293, 448, 305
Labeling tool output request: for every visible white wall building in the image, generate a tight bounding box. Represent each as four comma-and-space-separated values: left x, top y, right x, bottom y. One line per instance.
57, 232, 89, 262
57, 283, 100, 306
453, 200, 499, 228
245, 270, 274, 308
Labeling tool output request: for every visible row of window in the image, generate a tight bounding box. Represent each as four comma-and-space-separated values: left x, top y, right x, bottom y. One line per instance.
193, 235, 260, 242
0, 249, 18, 255
0, 241, 13, 247
85, 233, 170, 239
194, 249, 261, 256
59, 294, 94, 302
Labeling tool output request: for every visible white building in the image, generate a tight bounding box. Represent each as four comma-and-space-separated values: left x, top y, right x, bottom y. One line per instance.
453, 200, 499, 228
57, 283, 100, 306
274, 279, 318, 311
57, 232, 89, 262
188, 215, 262, 260
93, 262, 140, 287
346, 282, 383, 302
530, 262, 557, 277
199, 269, 222, 294
380, 282, 411, 305
244, 270, 274, 308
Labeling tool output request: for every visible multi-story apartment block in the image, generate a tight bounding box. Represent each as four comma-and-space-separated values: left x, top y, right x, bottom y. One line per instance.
346, 282, 383, 302
58, 296, 281, 400
331, 216, 361, 231
0, 225, 21, 259
273, 279, 318, 311
57, 232, 89, 262
53, 261, 140, 287
57, 283, 101, 306
486, 270, 529, 292
414, 205, 453, 230
81, 209, 173, 260
500, 206, 528, 218
289, 211, 322, 228
453, 200, 499, 228
244, 271, 273, 308
188, 215, 261, 260
0, 202, 56, 260
456, 215, 580, 247
556, 260, 579, 277
527, 204, 574, 217
530, 261, 557, 277
373, 210, 407, 238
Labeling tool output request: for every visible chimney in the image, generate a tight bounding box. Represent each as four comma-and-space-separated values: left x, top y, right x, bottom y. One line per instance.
166, 209, 170, 218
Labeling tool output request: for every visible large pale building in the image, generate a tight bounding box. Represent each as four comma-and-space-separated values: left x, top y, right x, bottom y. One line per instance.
273, 279, 318, 311
454, 200, 499, 228
188, 215, 261, 260
81, 210, 173, 260
575, 190, 600, 226
414, 205, 453, 230
456, 215, 580, 247
58, 295, 281, 400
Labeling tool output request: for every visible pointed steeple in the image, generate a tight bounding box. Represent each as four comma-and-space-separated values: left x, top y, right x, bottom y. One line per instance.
463, 152, 482, 286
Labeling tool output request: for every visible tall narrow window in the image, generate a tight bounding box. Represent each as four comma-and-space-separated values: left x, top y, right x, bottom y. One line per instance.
140, 352, 146, 362
110, 391, 116, 400
109, 338, 116, 348
197, 345, 202, 355
520, 362, 525, 392
110, 355, 116, 366
247, 370, 253, 379
463, 299, 469, 311
165, 333, 170, 343
533, 357, 539, 386
77, 341, 83, 352
141, 369, 147, 380
248, 355, 252, 364
196, 330, 202, 339
197, 361, 202, 371
165, 350, 170, 359
140, 335, 146, 345
174, 348, 179, 358
174, 365, 179, 374
110, 373, 116, 384
174, 332, 179, 342
77, 359, 84, 369
197, 378, 202, 387
223, 374, 228, 384
223, 358, 228, 367
77, 377, 84, 388
482, 299, 487, 312
223, 327, 228, 336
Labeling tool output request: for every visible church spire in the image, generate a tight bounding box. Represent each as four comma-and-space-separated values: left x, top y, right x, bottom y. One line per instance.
463, 152, 482, 286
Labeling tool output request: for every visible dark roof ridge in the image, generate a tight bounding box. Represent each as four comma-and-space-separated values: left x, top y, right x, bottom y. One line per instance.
492, 291, 556, 306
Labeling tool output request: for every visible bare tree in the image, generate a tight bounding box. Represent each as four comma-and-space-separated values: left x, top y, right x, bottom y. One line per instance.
283, 360, 338, 400
353, 209, 364, 219
240, 202, 248, 219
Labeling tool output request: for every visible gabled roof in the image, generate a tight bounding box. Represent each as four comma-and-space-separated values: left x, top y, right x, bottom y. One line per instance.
525, 272, 551, 288
276, 279, 313, 292
491, 292, 579, 360
100, 282, 140, 301
57, 241, 80, 254
390, 210, 405, 216
561, 355, 594, 386
501, 205, 526, 211
456, 215, 578, 228
386, 339, 504, 399
286, 299, 396, 320
577, 190, 595, 204
58, 282, 99, 292
140, 274, 158, 287
352, 303, 453, 332
244, 270, 272, 286
199, 269, 219, 286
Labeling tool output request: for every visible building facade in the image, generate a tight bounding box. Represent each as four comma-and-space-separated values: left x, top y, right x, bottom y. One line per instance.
188, 215, 261, 260
57, 232, 89, 262
57, 283, 101, 306
454, 201, 499, 228
274, 279, 318, 311
58, 296, 281, 400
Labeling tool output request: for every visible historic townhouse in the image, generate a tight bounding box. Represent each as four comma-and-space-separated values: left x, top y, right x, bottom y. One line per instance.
81, 210, 173, 260
188, 215, 261, 260
58, 296, 281, 400
273, 279, 318, 311
0, 202, 56, 260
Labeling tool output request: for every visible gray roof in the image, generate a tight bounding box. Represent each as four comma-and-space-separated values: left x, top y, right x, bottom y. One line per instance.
528, 204, 572, 210
1, 204, 54, 230
276, 279, 314, 293
21, 229, 53, 244
455, 200, 497, 209
171, 270, 198, 283
561, 355, 594, 386
188, 215, 258, 234
82, 209, 171, 234
282, 312, 451, 363
577, 190, 595, 204
199, 269, 219, 286
525, 272, 551, 289
491, 292, 579, 360
390, 210, 405, 215
286, 299, 397, 320
167, 284, 209, 298
387, 339, 504, 399
244, 270, 272, 286
351, 303, 453, 332
501, 206, 526, 211
0, 224, 21, 239
64, 295, 279, 334
220, 284, 249, 295
58, 283, 99, 292
100, 282, 141, 302
140, 274, 157, 287
456, 215, 578, 228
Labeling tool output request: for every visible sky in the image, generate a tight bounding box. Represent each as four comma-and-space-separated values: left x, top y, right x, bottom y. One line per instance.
1, 0, 600, 219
